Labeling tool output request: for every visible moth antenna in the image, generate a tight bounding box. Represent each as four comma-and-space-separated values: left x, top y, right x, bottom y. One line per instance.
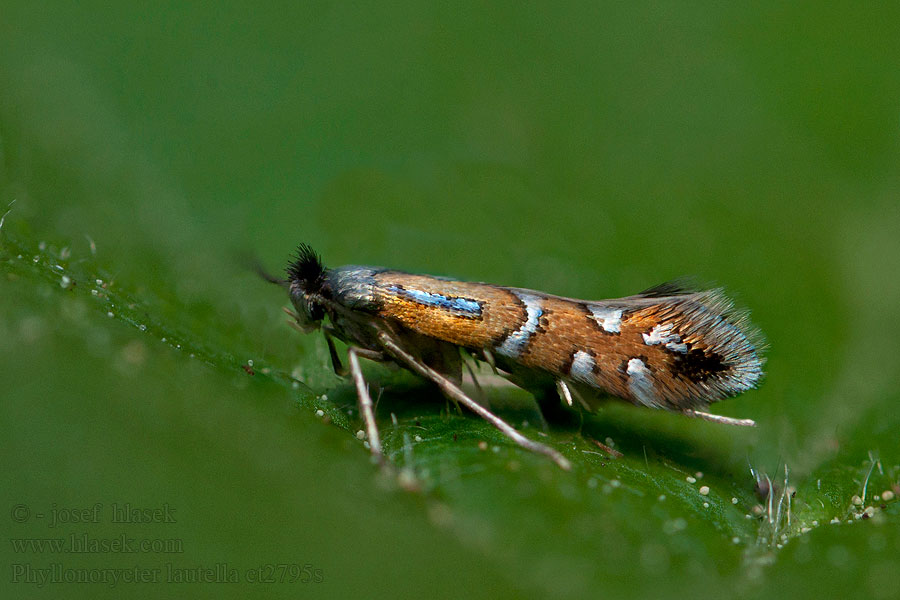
238, 250, 289, 288
255, 261, 289, 288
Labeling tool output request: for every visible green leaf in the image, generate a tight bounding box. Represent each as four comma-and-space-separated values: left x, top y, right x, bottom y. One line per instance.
3, 3, 900, 599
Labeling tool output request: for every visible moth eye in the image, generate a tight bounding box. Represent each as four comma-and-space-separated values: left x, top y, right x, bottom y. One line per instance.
308, 302, 324, 322
290, 289, 324, 324
289, 293, 310, 321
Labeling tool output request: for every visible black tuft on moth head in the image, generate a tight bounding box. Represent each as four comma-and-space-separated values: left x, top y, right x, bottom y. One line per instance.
285, 244, 327, 331
286, 244, 326, 293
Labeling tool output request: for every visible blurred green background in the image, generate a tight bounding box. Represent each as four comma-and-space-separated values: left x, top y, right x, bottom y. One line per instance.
2, 2, 899, 599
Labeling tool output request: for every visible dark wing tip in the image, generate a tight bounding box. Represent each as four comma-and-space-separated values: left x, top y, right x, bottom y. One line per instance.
286, 243, 326, 291
681, 289, 767, 398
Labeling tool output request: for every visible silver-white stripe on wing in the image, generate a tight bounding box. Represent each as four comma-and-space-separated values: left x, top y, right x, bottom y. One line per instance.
495, 292, 543, 358
626, 358, 659, 407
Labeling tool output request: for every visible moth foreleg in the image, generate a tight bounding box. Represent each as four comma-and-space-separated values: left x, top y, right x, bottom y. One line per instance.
347, 347, 384, 460
324, 330, 347, 376
683, 409, 756, 427
325, 327, 386, 376
376, 331, 572, 470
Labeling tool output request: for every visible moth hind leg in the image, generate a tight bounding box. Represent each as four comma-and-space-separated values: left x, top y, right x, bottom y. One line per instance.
376, 330, 572, 470
683, 409, 757, 427
504, 370, 579, 430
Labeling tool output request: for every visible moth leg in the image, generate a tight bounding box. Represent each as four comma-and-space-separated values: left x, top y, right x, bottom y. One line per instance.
556, 379, 574, 407
461, 355, 487, 410
347, 347, 384, 459
324, 328, 386, 376
481, 348, 499, 374
324, 330, 347, 376
683, 409, 756, 427
376, 331, 572, 470
356, 348, 388, 361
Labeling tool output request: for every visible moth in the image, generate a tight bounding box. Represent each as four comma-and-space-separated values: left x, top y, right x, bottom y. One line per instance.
268, 245, 765, 470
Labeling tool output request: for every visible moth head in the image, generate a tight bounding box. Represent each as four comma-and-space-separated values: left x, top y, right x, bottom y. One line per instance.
285, 244, 327, 332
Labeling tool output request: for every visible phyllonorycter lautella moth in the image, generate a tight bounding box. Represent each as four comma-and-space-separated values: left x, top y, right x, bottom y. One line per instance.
264, 245, 765, 470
